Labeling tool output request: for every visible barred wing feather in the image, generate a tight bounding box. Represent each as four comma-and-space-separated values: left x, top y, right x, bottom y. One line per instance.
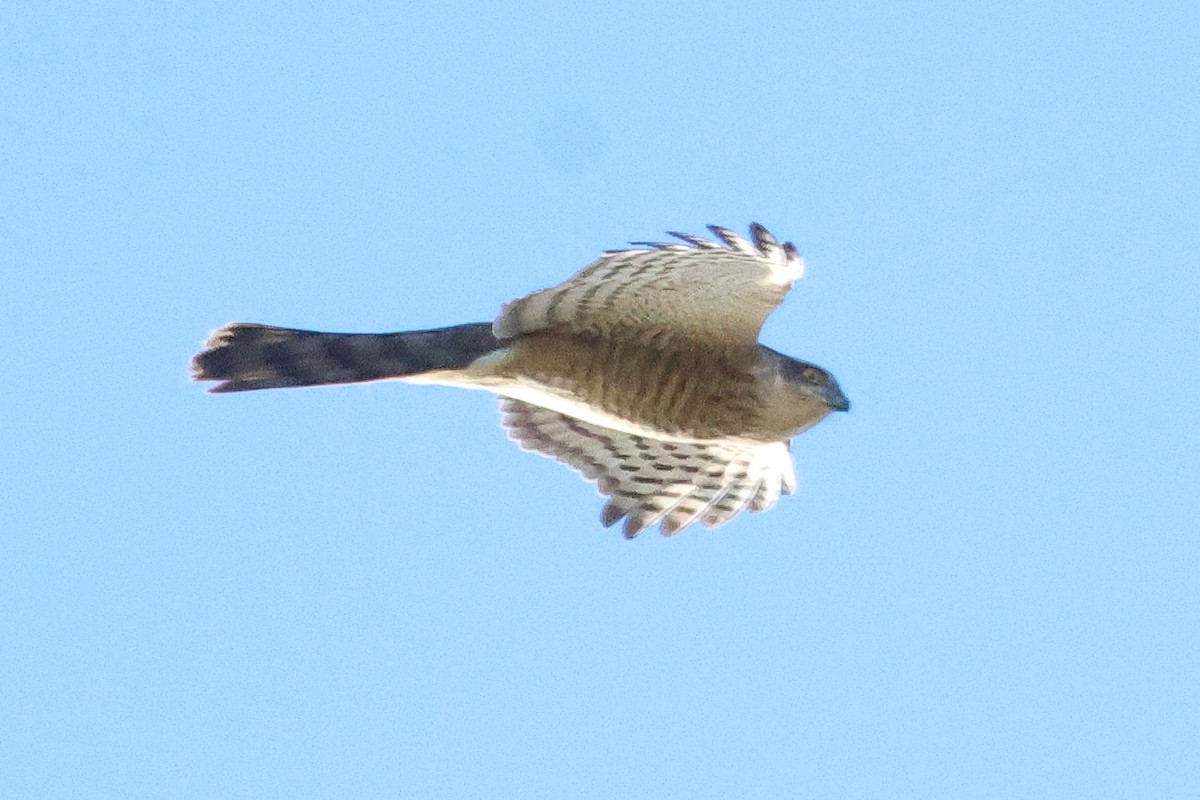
493, 224, 804, 347
500, 399, 796, 538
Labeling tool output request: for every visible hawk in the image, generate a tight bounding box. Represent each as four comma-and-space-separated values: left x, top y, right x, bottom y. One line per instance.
191, 224, 849, 538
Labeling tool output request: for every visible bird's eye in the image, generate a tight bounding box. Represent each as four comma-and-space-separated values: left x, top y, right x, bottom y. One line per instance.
803, 368, 823, 385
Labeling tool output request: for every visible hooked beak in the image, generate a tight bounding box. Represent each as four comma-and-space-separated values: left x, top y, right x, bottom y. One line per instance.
825, 383, 850, 412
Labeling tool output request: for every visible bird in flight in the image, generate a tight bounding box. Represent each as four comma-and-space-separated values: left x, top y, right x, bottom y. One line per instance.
192, 224, 848, 538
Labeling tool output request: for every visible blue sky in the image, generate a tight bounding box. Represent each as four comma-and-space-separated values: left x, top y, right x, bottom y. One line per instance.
4, 2, 1198, 797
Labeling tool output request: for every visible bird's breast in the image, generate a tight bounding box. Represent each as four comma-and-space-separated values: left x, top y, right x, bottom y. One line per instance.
483, 332, 766, 442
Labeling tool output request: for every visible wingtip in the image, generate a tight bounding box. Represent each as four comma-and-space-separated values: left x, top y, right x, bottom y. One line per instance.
749, 222, 779, 251
601, 501, 625, 528
659, 517, 685, 537
706, 224, 738, 246
622, 516, 647, 539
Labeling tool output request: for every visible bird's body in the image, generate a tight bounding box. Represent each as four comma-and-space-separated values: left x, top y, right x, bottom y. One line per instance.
192, 224, 848, 537
431, 332, 769, 442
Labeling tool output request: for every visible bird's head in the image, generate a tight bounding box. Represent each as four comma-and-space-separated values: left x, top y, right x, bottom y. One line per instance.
756, 349, 849, 438
779, 357, 850, 413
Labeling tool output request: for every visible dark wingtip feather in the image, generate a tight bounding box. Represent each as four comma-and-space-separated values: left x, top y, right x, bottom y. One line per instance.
660, 517, 684, 537
749, 222, 779, 252
667, 231, 718, 248
601, 502, 625, 528
706, 224, 738, 246
622, 516, 647, 539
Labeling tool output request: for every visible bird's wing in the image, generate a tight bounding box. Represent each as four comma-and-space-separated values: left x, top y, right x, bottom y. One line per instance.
493, 224, 804, 347
500, 399, 796, 538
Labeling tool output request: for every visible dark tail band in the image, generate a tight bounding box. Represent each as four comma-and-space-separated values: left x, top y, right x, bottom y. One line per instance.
191, 322, 499, 392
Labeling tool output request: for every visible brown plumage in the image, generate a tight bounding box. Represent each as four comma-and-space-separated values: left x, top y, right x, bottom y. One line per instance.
192, 224, 848, 537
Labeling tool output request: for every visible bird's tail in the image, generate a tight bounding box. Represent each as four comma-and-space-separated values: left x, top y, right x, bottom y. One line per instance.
191, 322, 500, 393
